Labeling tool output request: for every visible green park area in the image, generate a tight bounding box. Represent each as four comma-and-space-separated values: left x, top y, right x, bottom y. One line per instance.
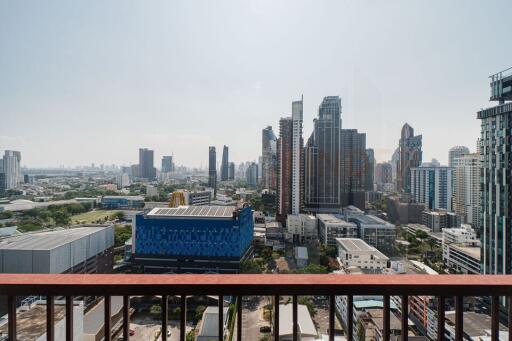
71, 210, 122, 224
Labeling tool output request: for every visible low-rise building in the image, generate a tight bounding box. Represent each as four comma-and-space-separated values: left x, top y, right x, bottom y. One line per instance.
278, 304, 317, 341
350, 215, 396, 254
133, 205, 254, 273
294, 246, 308, 268
286, 214, 317, 243
196, 306, 229, 341
442, 225, 478, 245
317, 214, 357, 246
421, 210, 461, 232
442, 243, 480, 274
443, 311, 508, 340
101, 196, 144, 209
336, 238, 389, 271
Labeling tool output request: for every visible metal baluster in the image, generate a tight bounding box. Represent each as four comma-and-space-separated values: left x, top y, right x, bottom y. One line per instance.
347, 295, 353, 341
66, 296, 73, 341
329, 295, 335, 341
104, 296, 111, 341
437, 296, 444, 341
274, 295, 279, 341
123, 296, 130, 341
237, 296, 242, 341
180, 295, 186, 341
383, 295, 390, 341
292, 295, 298, 341
455, 296, 463, 341
8, 295, 16, 341
401, 295, 408, 341
162, 295, 168, 341
491, 296, 499, 341
218, 295, 224, 341
47, 295, 54, 341
508, 296, 512, 341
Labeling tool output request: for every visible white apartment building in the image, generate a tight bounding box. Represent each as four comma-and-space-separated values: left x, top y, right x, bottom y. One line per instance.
286, 214, 317, 242
317, 214, 357, 246
336, 238, 389, 270
452, 153, 481, 229
291, 96, 303, 215
1, 150, 21, 189
116, 173, 130, 189
442, 225, 480, 274
410, 165, 453, 211
442, 224, 478, 245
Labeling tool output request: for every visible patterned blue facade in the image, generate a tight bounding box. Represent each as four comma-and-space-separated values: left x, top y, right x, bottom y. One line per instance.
135, 206, 254, 259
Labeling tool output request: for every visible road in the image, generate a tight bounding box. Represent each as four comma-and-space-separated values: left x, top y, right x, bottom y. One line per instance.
236, 296, 271, 341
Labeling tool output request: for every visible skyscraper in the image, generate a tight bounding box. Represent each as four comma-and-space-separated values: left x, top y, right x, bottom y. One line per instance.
410, 165, 453, 211
365, 148, 375, 192
397, 124, 422, 194
161, 156, 174, 173
221, 145, 229, 181
228, 162, 235, 180
291, 96, 304, 215
208, 146, 217, 196
453, 153, 481, 229
138, 148, 156, 180
246, 162, 258, 187
479, 67, 512, 275
1, 150, 21, 190
448, 146, 470, 167
390, 147, 400, 189
340, 129, 367, 209
262, 126, 278, 190
305, 96, 342, 213
277, 117, 293, 223
375, 162, 393, 191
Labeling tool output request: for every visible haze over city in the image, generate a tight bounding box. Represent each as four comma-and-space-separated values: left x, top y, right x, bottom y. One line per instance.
1, 0, 511, 168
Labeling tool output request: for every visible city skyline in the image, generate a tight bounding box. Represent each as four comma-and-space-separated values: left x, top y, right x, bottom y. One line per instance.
1, 1, 511, 167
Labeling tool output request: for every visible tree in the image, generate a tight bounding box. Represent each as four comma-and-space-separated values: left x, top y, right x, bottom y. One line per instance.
0, 210, 13, 219
293, 264, 328, 274
186, 330, 195, 341
150, 304, 162, 319
195, 305, 207, 322
298, 296, 317, 317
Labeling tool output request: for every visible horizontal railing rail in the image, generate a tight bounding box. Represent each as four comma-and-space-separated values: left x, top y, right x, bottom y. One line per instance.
1, 274, 512, 341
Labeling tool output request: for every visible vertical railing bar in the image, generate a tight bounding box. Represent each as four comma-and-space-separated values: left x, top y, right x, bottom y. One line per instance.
180, 295, 186, 341
508, 296, 512, 341
66, 296, 73, 341
401, 295, 408, 341
237, 295, 242, 341
455, 296, 463, 341
491, 296, 499, 341
347, 295, 353, 341
47, 295, 55, 341
437, 296, 445, 341
383, 295, 390, 341
8, 296, 16, 341
104, 296, 111, 341
162, 294, 168, 341
218, 295, 224, 341
329, 295, 335, 341
292, 295, 298, 341
274, 295, 279, 341
123, 296, 129, 341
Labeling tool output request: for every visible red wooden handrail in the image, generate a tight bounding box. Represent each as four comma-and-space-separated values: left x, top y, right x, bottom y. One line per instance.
1, 273, 512, 296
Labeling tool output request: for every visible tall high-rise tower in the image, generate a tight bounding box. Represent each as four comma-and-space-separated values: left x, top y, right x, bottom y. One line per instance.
479, 67, 512, 275
138, 148, 156, 180
221, 145, 229, 181
305, 96, 342, 213
262, 126, 278, 190
448, 146, 470, 168
340, 129, 367, 209
208, 146, 217, 196
1, 150, 21, 190
397, 124, 422, 193
291, 96, 304, 215
453, 153, 481, 229
277, 96, 304, 222
365, 148, 375, 192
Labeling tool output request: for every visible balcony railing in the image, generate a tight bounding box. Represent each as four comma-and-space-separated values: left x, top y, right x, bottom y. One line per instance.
1, 274, 512, 341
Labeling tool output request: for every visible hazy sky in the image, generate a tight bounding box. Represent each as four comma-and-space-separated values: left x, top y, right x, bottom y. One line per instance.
1, 1, 511, 168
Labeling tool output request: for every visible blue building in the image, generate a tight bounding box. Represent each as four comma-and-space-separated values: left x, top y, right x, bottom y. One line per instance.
101, 196, 145, 209
133, 205, 254, 273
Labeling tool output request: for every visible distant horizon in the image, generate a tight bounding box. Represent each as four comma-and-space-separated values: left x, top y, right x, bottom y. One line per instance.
2, 1, 510, 168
